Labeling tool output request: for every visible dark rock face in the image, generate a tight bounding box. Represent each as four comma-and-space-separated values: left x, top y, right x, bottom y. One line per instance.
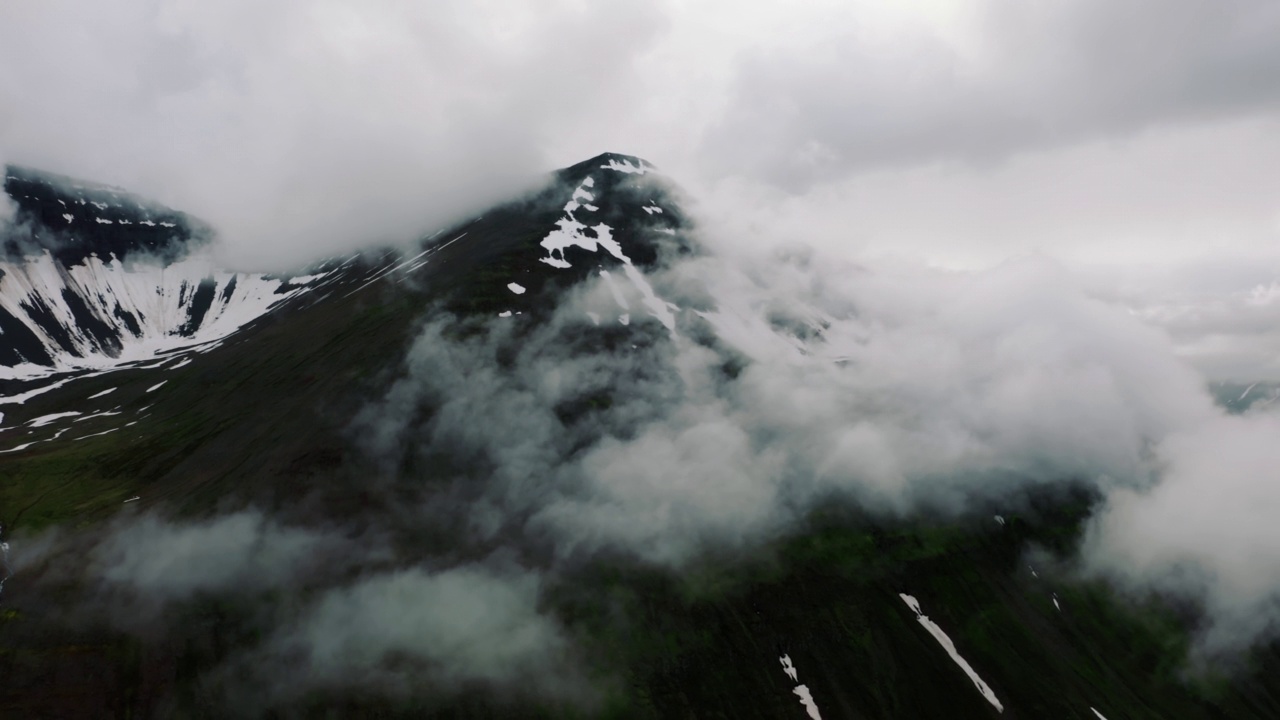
2, 164, 205, 266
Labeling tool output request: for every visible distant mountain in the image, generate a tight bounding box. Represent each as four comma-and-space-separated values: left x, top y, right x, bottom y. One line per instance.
1, 154, 1278, 719
0, 166, 362, 373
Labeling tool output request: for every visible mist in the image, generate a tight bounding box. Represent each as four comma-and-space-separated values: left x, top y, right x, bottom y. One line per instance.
8, 508, 584, 711
345, 232, 1280, 659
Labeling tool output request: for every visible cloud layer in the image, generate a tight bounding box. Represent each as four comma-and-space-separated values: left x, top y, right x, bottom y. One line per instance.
350, 229, 1280, 658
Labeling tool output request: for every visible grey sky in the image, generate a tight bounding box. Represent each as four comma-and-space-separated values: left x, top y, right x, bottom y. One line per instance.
2, 0, 1278, 275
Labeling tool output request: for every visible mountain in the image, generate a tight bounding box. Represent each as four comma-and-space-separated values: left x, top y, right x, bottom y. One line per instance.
2, 154, 1279, 719
0, 166, 360, 373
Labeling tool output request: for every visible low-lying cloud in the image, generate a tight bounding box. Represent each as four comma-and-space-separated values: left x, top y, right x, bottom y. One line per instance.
350, 230, 1280, 661
263, 566, 578, 699
9, 508, 582, 710
6, 204, 1280, 707
1084, 410, 1280, 658
94, 510, 329, 600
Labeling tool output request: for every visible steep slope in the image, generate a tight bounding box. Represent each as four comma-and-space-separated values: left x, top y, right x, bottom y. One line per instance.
1, 154, 1279, 719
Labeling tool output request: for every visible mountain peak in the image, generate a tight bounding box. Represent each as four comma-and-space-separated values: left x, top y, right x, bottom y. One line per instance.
557, 152, 658, 181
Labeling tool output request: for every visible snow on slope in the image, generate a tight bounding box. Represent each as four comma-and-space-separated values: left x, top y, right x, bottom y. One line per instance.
899, 593, 1004, 713
778, 654, 823, 720
536, 168, 679, 332
0, 249, 337, 378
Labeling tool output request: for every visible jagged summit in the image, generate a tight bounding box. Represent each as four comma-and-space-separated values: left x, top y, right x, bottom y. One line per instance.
2, 164, 206, 266
555, 152, 658, 181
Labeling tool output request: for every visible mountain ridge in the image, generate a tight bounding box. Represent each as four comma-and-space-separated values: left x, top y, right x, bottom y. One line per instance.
2, 153, 1279, 719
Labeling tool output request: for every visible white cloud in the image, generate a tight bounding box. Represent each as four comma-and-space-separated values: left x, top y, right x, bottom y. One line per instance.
1084, 409, 1280, 656
271, 566, 577, 695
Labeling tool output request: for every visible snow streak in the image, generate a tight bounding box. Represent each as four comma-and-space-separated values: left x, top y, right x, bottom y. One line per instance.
0, 250, 336, 378
899, 593, 1004, 713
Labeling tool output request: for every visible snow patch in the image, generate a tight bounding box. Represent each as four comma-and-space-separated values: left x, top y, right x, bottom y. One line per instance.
563, 185, 596, 214
62, 213, 73, 223
74, 427, 119, 441
0, 376, 78, 404
146, 381, 167, 393
28, 411, 81, 427
899, 593, 1004, 713
498, 311, 513, 318
780, 654, 799, 682
28, 409, 80, 425
507, 282, 526, 295
0, 250, 338, 377
1091, 708, 1109, 720
778, 655, 822, 719
600, 158, 650, 174
75, 409, 122, 422
88, 387, 116, 399
793, 686, 822, 720
531, 176, 679, 332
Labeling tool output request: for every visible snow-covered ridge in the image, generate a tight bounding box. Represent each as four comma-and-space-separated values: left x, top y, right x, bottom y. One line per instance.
0, 249, 337, 377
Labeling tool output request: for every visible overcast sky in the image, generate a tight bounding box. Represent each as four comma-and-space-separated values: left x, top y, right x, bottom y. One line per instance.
2, 0, 1277, 272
